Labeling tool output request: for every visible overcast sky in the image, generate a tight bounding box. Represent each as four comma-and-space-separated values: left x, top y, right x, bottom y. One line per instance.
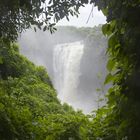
57, 4, 106, 27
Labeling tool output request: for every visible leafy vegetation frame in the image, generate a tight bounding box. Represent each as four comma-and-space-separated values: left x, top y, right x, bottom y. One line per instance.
0, 0, 140, 139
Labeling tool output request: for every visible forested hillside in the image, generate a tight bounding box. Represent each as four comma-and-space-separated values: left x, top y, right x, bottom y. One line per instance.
0, 39, 93, 139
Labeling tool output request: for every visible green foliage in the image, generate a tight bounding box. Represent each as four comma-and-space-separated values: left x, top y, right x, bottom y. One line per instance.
0, 41, 94, 139
0, 0, 84, 41
106, 59, 116, 72
90, 0, 140, 139
1, 0, 140, 139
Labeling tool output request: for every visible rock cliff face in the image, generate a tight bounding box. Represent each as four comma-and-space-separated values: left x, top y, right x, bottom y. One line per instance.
78, 29, 108, 111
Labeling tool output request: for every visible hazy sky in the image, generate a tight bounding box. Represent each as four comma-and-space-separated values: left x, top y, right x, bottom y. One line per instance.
57, 4, 106, 27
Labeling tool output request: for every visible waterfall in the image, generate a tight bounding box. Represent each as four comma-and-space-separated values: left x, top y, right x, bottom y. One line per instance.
53, 41, 84, 110
18, 28, 107, 114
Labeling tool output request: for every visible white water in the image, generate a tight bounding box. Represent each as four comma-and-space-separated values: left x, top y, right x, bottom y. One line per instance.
19, 31, 107, 114
53, 41, 85, 110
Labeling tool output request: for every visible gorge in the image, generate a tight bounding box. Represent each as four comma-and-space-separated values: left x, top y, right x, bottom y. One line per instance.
18, 26, 107, 113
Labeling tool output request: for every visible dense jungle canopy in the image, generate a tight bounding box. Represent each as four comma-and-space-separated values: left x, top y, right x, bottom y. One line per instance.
0, 0, 140, 139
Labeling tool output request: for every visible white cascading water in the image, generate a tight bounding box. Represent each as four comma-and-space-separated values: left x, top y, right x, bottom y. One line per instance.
53, 41, 84, 110
18, 29, 107, 114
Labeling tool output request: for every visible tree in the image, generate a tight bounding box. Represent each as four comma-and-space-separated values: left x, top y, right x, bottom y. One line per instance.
0, 0, 87, 41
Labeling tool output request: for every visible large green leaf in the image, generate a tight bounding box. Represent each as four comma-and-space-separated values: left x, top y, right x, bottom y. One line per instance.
104, 73, 114, 85
107, 59, 116, 72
